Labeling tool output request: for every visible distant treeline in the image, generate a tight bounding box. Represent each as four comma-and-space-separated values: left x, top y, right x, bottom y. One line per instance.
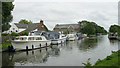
109, 25, 120, 36
78, 20, 107, 36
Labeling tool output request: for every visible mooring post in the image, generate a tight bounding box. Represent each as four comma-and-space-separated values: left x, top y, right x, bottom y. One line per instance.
46, 43, 47, 47
45, 44, 48, 51
40, 44, 41, 48
40, 44, 42, 52
32, 45, 34, 49
26, 46, 28, 51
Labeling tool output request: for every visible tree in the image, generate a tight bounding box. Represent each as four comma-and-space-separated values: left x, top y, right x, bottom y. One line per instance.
109, 25, 119, 33
109, 25, 120, 36
81, 23, 96, 36
2, 2, 14, 32
10, 32, 19, 36
96, 26, 107, 34
20, 31, 29, 36
19, 19, 32, 24
78, 20, 107, 36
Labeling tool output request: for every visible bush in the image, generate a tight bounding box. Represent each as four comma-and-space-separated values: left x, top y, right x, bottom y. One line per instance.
10, 32, 19, 36
20, 31, 28, 36
2, 33, 9, 36
106, 56, 112, 60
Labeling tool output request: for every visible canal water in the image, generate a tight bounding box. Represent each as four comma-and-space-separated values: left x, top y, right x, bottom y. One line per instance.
1, 35, 119, 66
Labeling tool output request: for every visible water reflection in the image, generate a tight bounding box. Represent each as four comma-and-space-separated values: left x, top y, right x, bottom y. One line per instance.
109, 39, 119, 44
1, 35, 119, 66
2, 45, 61, 66
78, 38, 98, 51
48, 45, 60, 57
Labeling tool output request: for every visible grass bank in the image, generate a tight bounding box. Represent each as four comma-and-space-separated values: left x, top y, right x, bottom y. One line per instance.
84, 50, 119, 68
94, 50, 119, 67
0, 42, 12, 49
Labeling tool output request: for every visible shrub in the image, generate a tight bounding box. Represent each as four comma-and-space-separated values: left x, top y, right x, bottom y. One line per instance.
2, 33, 9, 36
20, 31, 29, 36
10, 32, 19, 36
106, 56, 112, 60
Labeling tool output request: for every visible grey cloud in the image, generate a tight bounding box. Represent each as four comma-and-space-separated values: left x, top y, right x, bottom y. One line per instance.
12, 2, 118, 30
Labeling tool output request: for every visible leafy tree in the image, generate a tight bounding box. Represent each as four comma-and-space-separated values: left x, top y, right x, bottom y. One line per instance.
20, 31, 29, 36
2, 2, 14, 32
10, 32, 19, 36
109, 25, 120, 36
78, 20, 107, 36
19, 19, 32, 24
109, 25, 119, 33
81, 23, 96, 36
96, 26, 107, 34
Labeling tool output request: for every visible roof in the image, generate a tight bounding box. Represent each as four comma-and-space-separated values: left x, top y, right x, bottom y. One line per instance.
14, 23, 28, 28
24, 23, 39, 32
33, 31, 60, 39
14, 23, 39, 32
54, 24, 79, 29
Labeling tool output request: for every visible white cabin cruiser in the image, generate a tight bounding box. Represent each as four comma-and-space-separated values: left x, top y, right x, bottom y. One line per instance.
66, 33, 78, 41
51, 33, 67, 45
43, 31, 67, 45
12, 35, 51, 50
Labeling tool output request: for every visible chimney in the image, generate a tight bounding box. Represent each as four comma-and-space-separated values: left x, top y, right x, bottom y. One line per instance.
40, 20, 43, 24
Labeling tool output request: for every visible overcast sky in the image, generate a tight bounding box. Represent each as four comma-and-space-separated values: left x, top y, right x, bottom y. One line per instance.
12, 0, 119, 31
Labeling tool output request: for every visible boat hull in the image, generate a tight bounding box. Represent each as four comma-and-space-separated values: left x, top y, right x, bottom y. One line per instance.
67, 37, 77, 41
51, 38, 66, 45
108, 36, 118, 40
12, 41, 51, 50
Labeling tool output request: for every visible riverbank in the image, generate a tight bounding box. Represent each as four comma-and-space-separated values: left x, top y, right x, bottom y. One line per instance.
0, 42, 12, 52
94, 50, 119, 67
84, 50, 119, 68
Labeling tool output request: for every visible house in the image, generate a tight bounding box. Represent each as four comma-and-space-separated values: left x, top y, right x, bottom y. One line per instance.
3, 20, 48, 34
53, 24, 80, 34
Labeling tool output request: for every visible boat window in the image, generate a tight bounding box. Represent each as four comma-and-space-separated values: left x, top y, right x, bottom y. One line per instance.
62, 36, 65, 37
28, 37, 34, 40
36, 37, 42, 40
15, 37, 19, 40
20, 37, 27, 40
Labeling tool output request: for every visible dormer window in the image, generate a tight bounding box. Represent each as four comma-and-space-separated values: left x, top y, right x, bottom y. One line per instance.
16, 30, 18, 32
13, 28, 15, 30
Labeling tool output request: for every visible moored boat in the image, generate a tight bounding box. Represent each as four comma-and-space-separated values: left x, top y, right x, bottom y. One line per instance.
12, 35, 51, 50
66, 33, 78, 41
108, 33, 118, 40
47, 32, 67, 45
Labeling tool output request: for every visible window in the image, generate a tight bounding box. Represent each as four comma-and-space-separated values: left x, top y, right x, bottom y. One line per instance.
16, 30, 18, 32
20, 37, 27, 40
36, 37, 42, 40
13, 28, 15, 30
28, 37, 34, 40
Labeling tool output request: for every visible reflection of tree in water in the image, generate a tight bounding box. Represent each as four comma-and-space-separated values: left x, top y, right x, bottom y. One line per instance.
48, 46, 60, 57
109, 39, 118, 45
2, 52, 15, 67
78, 38, 98, 51
64, 41, 77, 50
